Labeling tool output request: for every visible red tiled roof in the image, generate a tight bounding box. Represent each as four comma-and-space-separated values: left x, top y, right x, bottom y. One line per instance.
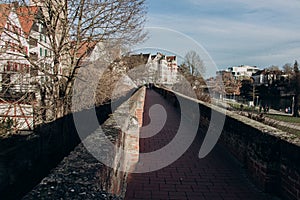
167, 56, 176, 62
0, 4, 12, 35
16, 6, 39, 38
73, 41, 98, 59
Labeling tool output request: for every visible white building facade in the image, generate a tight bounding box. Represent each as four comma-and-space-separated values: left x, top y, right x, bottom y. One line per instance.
0, 4, 31, 94
227, 65, 259, 79
0, 3, 57, 130
149, 52, 178, 85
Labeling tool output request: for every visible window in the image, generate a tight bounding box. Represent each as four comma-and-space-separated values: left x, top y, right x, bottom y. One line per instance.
4, 62, 24, 72
40, 48, 43, 57
20, 64, 29, 73
25, 64, 30, 73
40, 33, 43, 42
45, 49, 47, 57
23, 46, 28, 55
20, 63, 24, 72
14, 62, 18, 71
7, 23, 11, 31
6, 61, 11, 71
11, 42, 16, 52
5, 41, 19, 52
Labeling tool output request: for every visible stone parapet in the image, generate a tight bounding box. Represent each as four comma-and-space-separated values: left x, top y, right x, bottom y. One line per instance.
154, 85, 300, 200
23, 86, 146, 199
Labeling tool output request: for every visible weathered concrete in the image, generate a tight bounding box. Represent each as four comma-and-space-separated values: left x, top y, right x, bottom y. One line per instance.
23, 87, 146, 199
155, 86, 300, 200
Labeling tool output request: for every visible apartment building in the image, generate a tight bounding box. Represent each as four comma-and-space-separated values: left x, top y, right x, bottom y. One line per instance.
227, 65, 259, 79
0, 3, 31, 94
0, 3, 56, 130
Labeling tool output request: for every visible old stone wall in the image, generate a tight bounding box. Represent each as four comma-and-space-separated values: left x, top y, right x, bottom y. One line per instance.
22, 86, 146, 199
155, 86, 300, 200
0, 90, 133, 200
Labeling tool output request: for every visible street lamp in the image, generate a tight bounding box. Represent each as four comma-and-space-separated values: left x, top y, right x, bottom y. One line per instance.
250, 77, 255, 107
292, 95, 295, 115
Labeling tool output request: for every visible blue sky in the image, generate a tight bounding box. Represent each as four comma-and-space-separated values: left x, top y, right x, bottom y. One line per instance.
138, 0, 300, 71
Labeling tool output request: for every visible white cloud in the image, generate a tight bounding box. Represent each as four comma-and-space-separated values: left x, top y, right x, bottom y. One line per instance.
187, 0, 300, 11
145, 1, 300, 69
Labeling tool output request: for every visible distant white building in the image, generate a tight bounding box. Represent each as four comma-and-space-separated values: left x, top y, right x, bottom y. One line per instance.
227, 65, 259, 79
150, 52, 178, 85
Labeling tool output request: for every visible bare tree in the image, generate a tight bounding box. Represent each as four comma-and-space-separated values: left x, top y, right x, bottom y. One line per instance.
267, 65, 280, 71
173, 63, 210, 102
0, 0, 147, 126
183, 50, 206, 77
283, 63, 293, 74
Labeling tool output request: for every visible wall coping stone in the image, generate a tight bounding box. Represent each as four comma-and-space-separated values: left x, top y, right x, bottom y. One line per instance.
160, 86, 300, 146
23, 87, 146, 199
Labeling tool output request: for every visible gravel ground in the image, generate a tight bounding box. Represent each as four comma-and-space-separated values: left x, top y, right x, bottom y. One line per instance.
22, 141, 122, 200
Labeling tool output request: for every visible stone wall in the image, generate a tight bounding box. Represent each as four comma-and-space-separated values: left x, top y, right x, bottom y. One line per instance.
0, 90, 133, 200
154, 86, 300, 200
23, 86, 145, 199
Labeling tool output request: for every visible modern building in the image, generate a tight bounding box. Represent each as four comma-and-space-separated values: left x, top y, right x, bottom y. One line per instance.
252, 69, 288, 86
227, 65, 259, 79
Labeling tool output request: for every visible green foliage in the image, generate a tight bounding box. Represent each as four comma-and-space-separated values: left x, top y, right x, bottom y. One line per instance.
266, 114, 300, 124
227, 102, 259, 112
274, 125, 300, 138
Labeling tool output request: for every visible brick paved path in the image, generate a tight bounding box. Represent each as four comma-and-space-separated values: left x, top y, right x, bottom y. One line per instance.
125, 89, 278, 200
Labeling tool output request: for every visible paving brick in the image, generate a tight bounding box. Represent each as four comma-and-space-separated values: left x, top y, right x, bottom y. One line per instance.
124, 90, 277, 200
134, 191, 151, 199
168, 191, 187, 199
151, 191, 169, 200
186, 193, 205, 200
159, 184, 176, 192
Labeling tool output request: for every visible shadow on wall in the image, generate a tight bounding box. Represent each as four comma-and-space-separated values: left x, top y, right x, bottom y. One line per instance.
154, 85, 300, 200
0, 88, 136, 200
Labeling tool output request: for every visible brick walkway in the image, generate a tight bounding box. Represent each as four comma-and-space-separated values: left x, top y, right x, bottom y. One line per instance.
124, 89, 278, 200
